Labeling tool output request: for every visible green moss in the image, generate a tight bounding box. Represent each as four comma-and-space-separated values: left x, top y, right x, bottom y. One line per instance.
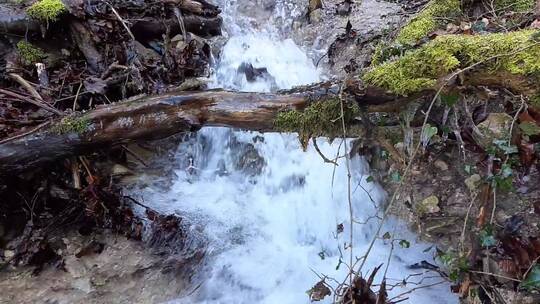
274, 98, 359, 147
16, 41, 46, 64
363, 30, 540, 95
530, 95, 540, 109
51, 115, 90, 135
27, 0, 67, 22
396, 0, 461, 45
495, 0, 535, 12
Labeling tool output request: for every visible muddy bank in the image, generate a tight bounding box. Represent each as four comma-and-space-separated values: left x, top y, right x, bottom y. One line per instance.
0, 232, 194, 304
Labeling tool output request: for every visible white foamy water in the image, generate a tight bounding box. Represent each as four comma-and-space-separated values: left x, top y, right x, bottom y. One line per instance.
131, 1, 458, 303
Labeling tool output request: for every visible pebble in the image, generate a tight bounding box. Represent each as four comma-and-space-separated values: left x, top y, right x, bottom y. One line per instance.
434, 160, 449, 171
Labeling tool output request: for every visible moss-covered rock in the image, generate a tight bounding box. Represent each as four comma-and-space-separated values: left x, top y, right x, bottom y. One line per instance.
274, 98, 359, 147
16, 41, 46, 64
363, 30, 540, 95
51, 115, 90, 135
27, 0, 67, 23
396, 0, 461, 45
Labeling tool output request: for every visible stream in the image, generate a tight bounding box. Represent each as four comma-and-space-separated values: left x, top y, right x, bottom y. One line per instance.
131, 1, 459, 303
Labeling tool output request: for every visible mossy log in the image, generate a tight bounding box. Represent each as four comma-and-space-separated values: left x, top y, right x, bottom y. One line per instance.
2, 51, 539, 174
0, 81, 417, 173
366, 30, 540, 96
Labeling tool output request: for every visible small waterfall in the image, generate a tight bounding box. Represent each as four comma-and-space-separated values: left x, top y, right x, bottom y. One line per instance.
132, 1, 458, 303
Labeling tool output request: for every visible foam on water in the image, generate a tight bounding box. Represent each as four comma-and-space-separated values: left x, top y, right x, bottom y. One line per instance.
133, 1, 458, 303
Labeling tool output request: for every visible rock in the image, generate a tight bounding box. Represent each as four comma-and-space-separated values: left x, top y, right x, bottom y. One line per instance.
309, 8, 323, 23
177, 78, 209, 91
237, 62, 272, 82
465, 174, 482, 191
336, 1, 352, 16
133, 40, 160, 64
417, 195, 440, 215
4, 250, 14, 259
473, 113, 513, 148
171, 34, 184, 42
112, 164, 132, 176
235, 143, 265, 176
176, 40, 187, 50
309, 0, 322, 12
434, 160, 449, 171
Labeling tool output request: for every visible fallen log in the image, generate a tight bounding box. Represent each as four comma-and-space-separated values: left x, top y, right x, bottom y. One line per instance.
164, 0, 221, 16
1, 62, 534, 173
0, 5, 40, 35
0, 81, 408, 173
131, 15, 222, 41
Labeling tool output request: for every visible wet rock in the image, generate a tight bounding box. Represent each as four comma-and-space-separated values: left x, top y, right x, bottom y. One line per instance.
336, 0, 352, 16
235, 143, 266, 176
279, 174, 306, 191
237, 62, 273, 83
309, 8, 323, 23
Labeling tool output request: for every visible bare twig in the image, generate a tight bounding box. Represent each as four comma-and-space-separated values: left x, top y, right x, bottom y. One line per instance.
312, 138, 339, 166
9, 73, 44, 102
0, 88, 64, 115
0, 121, 51, 144
104, 1, 136, 41
73, 82, 83, 111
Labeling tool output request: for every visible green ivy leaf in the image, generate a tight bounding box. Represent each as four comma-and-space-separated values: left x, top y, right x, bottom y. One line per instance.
423, 124, 438, 142
501, 164, 513, 178
519, 122, 540, 136
521, 265, 540, 291
382, 232, 391, 239
479, 227, 497, 247
441, 93, 459, 106
399, 239, 410, 248
493, 140, 518, 155
366, 175, 374, 183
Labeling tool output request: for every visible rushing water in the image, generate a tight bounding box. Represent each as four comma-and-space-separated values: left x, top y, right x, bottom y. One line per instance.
132, 1, 458, 303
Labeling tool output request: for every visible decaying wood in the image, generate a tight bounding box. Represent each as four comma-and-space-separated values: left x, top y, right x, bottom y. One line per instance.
69, 20, 105, 74
0, 81, 384, 173
0, 5, 40, 34
165, 0, 221, 16
131, 15, 222, 40
1, 67, 536, 173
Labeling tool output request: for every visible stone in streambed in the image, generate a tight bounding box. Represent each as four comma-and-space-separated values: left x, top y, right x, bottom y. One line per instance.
416, 195, 441, 215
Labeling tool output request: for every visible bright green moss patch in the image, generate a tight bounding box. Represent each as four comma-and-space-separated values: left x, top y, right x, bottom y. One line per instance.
51, 115, 90, 135
16, 41, 46, 64
495, 0, 535, 12
274, 98, 359, 147
396, 0, 461, 45
364, 30, 540, 95
27, 0, 67, 22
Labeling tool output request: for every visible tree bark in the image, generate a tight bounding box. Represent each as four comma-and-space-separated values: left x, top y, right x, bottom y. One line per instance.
0, 80, 413, 173
1, 68, 535, 173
